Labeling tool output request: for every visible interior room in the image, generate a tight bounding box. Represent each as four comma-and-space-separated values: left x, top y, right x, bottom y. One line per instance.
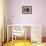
0, 0, 46, 46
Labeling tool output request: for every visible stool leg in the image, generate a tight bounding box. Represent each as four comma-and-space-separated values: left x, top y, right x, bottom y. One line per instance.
15, 35, 16, 42
7, 27, 8, 43
25, 30, 26, 43
12, 30, 13, 43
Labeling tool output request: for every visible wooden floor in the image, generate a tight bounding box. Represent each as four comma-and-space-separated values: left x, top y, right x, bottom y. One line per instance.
3, 40, 46, 46
3, 40, 31, 46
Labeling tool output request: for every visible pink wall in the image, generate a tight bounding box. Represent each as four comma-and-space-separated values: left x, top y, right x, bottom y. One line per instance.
6, 0, 46, 37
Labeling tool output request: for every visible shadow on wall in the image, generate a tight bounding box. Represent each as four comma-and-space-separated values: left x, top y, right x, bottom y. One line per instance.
42, 26, 46, 42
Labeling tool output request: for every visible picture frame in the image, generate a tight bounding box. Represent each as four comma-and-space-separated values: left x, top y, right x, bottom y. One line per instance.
22, 6, 32, 14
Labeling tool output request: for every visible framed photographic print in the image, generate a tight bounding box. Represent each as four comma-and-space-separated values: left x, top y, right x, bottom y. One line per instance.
22, 6, 32, 14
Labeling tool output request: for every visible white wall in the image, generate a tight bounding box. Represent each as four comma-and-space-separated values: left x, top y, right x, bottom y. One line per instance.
7, 0, 46, 37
